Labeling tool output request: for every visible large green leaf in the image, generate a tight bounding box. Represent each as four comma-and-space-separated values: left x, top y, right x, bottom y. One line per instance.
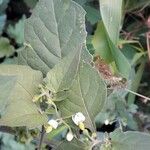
18, 0, 87, 75
0, 65, 47, 128
45, 47, 81, 93
99, 0, 123, 45
101, 130, 150, 150
0, 76, 17, 114
53, 139, 90, 150
57, 63, 107, 132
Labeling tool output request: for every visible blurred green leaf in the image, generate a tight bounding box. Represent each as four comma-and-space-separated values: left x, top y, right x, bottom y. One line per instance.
0, 14, 6, 34
99, 0, 123, 45
0, 38, 15, 58
92, 21, 113, 63
92, 22, 131, 78
7, 16, 25, 45
85, 5, 101, 25
73, 0, 92, 6
101, 129, 150, 150
0, 132, 35, 150
0, 0, 9, 14
128, 62, 145, 105
124, 0, 150, 12
0, 65, 47, 128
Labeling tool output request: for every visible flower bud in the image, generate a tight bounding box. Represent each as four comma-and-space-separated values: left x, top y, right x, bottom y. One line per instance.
32, 95, 40, 102
45, 125, 53, 133
66, 131, 74, 141
79, 122, 85, 131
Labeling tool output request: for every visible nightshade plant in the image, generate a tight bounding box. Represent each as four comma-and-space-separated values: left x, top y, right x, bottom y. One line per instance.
0, 0, 150, 149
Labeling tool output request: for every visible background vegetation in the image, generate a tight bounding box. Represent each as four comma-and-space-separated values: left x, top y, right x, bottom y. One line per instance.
0, 0, 150, 149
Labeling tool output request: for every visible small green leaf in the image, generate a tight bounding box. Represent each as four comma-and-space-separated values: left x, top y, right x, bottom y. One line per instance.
0, 65, 48, 128
99, 0, 123, 45
57, 63, 107, 132
18, 0, 87, 75
45, 47, 81, 93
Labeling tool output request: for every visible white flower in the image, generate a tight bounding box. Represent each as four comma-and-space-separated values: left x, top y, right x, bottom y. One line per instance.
104, 119, 109, 125
48, 119, 58, 129
66, 131, 74, 141
72, 112, 85, 125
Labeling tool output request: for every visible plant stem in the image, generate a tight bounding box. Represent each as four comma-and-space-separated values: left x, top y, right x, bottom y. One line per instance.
126, 88, 150, 102
38, 126, 45, 150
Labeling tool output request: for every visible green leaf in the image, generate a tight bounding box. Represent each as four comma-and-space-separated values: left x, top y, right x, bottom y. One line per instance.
124, 0, 150, 12
0, 132, 35, 150
127, 62, 145, 105
108, 40, 131, 78
73, 0, 92, 6
0, 14, 6, 34
99, 0, 123, 45
92, 21, 113, 63
45, 47, 81, 93
0, 38, 15, 58
84, 5, 101, 25
92, 22, 131, 78
0, 0, 10, 14
47, 125, 67, 141
7, 16, 25, 45
57, 63, 107, 132
0, 76, 17, 114
0, 65, 47, 128
53, 139, 90, 150
18, 0, 87, 75
102, 130, 150, 150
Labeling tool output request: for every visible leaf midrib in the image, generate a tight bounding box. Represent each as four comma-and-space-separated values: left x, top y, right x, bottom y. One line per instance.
77, 73, 95, 131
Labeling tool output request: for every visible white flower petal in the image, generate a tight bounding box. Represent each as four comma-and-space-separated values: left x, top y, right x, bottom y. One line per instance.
72, 112, 85, 125
48, 119, 58, 129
